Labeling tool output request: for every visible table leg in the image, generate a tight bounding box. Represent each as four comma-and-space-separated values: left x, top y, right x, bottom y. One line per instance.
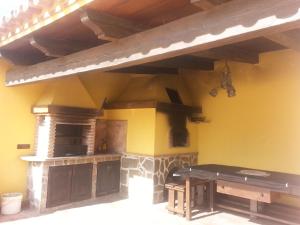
250, 200, 258, 219
177, 190, 185, 216
209, 181, 215, 212
185, 176, 191, 220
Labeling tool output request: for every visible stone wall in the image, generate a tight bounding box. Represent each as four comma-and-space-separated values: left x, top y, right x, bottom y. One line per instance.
153, 153, 198, 203
120, 152, 198, 204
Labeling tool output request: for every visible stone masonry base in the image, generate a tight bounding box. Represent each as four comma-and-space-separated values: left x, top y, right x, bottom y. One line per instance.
120, 152, 198, 204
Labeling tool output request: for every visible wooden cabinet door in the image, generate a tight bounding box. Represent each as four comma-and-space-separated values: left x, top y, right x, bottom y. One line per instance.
96, 162, 109, 196
47, 165, 73, 208
110, 160, 120, 193
71, 163, 93, 202
96, 160, 120, 196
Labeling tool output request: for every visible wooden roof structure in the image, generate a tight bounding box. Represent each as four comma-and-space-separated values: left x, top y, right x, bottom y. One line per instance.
0, 0, 93, 47
1, 0, 300, 86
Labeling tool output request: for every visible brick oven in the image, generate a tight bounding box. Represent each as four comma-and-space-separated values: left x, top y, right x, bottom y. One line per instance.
22, 105, 121, 212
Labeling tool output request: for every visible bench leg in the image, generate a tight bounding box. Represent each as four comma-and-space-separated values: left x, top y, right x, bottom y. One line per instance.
168, 189, 175, 212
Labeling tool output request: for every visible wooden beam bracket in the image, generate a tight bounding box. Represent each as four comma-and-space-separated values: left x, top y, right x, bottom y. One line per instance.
29, 36, 89, 58
80, 9, 147, 41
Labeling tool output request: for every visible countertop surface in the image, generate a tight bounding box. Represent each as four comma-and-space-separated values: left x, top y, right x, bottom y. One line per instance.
21, 153, 121, 162
176, 164, 300, 196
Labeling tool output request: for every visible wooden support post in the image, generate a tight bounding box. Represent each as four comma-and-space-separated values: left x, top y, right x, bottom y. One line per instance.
186, 176, 191, 220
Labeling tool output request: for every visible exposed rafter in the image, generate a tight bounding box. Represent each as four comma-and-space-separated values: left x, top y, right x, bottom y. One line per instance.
6, 0, 300, 85
192, 46, 259, 64
29, 37, 91, 58
191, 0, 215, 10
80, 9, 147, 41
265, 32, 300, 52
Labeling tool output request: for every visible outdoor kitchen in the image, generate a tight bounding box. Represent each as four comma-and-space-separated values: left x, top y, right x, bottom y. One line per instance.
0, 0, 300, 225
18, 75, 201, 212
21, 105, 121, 212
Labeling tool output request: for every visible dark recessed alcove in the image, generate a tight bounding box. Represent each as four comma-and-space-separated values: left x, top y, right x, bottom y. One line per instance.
54, 124, 90, 157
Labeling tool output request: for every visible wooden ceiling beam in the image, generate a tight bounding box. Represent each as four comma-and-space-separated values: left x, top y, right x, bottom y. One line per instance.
265, 32, 300, 52
191, 0, 215, 10
0, 50, 23, 65
80, 9, 147, 41
147, 55, 214, 70
6, 0, 300, 85
0, 49, 42, 65
111, 65, 178, 75
192, 46, 259, 64
29, 36, 92, 58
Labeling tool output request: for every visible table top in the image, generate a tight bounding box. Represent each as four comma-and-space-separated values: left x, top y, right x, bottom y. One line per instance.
176, 164, 300, 196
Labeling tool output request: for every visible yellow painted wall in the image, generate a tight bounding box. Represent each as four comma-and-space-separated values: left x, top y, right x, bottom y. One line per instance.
106, 109, 156, 155
0, 69, 100, 197
184, 49, 300, 206
184, 49, 300, 174
0, 60, 47, 196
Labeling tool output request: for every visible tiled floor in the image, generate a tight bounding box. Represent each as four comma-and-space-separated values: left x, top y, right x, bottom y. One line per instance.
0, 194, 282, 225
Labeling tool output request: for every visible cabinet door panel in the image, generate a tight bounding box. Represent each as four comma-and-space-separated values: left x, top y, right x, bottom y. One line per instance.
47, 165, 73, 208
96, 160, 120, 196
71, 163, 93, 202
110, 160, 120, 193
96, 162, 109, 196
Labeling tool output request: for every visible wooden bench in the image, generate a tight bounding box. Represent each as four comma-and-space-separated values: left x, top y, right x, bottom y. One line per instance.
165, 179, 207, 216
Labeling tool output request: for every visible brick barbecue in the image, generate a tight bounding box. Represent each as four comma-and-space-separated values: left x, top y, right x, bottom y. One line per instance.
22, 105, 121, 212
